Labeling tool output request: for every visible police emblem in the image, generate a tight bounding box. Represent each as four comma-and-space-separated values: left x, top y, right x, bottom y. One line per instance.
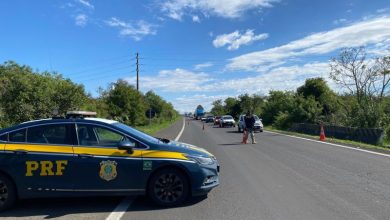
99, 160, 118, 181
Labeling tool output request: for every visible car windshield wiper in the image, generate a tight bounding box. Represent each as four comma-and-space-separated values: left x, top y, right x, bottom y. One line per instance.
155, 137, 170, 143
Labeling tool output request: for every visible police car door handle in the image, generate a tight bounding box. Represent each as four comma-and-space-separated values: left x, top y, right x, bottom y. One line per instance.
78, 154, 94, 158
13, 150, 28, 155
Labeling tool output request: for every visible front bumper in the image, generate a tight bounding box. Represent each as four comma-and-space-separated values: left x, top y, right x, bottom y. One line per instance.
222, 121, 235, 126
191, 162, 220, 196
253, 126, 263, 131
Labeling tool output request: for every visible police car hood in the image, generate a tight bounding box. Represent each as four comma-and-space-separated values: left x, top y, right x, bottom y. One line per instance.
163, 141, 213, 157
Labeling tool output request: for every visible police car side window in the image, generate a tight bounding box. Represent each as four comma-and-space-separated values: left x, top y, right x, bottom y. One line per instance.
77, 124, 134, 148
27, 124, 71, 145
9, 129, 26, 143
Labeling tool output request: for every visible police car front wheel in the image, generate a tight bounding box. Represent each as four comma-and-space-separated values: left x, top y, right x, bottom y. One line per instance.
148, 168, 189, 206
0, 174, 16, 212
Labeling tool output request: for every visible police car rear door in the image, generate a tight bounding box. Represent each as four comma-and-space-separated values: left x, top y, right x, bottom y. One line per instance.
3, 123, 76, 196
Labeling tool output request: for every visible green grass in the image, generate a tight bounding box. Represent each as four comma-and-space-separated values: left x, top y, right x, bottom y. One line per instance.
265, 125, 390, 152
136, 117, 181, 135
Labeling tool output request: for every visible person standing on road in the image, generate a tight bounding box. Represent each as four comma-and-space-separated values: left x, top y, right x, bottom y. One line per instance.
244, 111, 257, 144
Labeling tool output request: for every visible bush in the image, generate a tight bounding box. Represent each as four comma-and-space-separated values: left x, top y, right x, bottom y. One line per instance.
274, 112, 291, 130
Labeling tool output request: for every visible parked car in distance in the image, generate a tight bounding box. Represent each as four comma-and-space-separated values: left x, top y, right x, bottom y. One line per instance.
214, 116, 221, 125
237, 114, 264, 132
219, 115, 235, 128
205, 115, 214, 123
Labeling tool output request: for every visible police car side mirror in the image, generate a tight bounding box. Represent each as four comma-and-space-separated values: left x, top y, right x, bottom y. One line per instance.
118, 141, 135, 154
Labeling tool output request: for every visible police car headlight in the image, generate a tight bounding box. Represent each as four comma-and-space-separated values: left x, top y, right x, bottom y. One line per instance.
186, 155, 215, 165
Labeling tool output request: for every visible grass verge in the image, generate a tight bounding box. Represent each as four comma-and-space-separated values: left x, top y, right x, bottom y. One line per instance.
136, 117, 181, 135
265, 126, 390, 153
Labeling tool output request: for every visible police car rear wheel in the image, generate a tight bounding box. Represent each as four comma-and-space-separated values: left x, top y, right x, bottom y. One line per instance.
0, 174, 16, 212
149, 168, 189, 206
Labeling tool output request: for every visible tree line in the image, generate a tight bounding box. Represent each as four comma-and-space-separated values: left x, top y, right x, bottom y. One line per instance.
0, 61, 178, 129
210, 47, 390, 140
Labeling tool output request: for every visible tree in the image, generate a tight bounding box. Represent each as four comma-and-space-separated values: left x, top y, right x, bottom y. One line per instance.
210, 99, 225, 116
261, 91, 294, 125
297, 77, 339, 121
0, 61, 87, 126
330, 47, 390, 127
224, 97, 241, 118
104, 80, 146, 126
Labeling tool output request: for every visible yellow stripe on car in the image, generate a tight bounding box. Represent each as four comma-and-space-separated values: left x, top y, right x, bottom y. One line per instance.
5, 144, 74, 154
5, 144, 189, 160
141, 150, 188, 160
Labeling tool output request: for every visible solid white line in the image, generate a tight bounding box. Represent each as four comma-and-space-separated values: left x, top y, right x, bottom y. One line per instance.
106, 197, 134, 220
106, 118, 186, 220
264, 130, 390, 158
175, 117, 186, 141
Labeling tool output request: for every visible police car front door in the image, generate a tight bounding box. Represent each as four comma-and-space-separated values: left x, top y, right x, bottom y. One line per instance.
72, 124, 144, 194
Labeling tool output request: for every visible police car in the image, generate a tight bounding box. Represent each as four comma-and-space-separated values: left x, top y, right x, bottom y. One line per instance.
0, 111, 219, 211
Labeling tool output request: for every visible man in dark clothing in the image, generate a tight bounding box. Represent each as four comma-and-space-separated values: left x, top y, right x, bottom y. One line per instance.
244, 111, 257, 144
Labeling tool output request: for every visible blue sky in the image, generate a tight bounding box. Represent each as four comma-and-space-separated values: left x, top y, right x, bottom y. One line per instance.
1, 0, 390, 113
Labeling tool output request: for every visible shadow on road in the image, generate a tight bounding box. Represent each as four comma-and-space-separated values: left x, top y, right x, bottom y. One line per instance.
0, 196, 124, 219
0, 195, 208, 218
128, 195, 207, 212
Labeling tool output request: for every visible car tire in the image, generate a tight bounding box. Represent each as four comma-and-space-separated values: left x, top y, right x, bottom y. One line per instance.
260, 129, 263, 132
0, 173, 16, 212
148, 168, 189, 207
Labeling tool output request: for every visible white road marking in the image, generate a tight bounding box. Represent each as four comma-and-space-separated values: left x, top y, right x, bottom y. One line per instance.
106, 197, 134, 220
264, 130, 390, 158
175, 117, 186, 141
106, 117, 186, 220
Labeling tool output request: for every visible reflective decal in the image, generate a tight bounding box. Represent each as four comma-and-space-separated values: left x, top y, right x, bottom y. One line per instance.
25, 160, 68, 176
99, 160, 118, 181
143, 161, 152, 170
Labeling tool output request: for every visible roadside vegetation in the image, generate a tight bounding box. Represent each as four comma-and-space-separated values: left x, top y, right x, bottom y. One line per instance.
0, 61, 178, 130
211, 47, 390, 145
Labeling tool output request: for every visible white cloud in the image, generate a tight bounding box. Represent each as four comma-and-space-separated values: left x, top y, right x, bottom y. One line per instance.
75, 14, 87, 27
198, 62, 330, 94
151, 62, 333, 113
213, 30, 269, 51
333, 18, 347, 25
174, 94, 229, 113
192, 15, 200, 23
127, 68, 212, 92
160, 0, 278, 20
76, 0, 94, 9
194, 62, 213, 70
227, 16, 390, 72
105, 17, 157, 41
377, 8, 389, 13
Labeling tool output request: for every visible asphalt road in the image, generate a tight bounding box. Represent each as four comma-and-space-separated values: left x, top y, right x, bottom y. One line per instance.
2, 118, 390, 220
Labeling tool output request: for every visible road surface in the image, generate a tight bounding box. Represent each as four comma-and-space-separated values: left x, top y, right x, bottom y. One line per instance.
2, 118, 390, 220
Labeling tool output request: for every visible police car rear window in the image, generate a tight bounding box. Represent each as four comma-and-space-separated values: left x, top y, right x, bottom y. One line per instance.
0, 134, 7, 142
27, 125, 71, 145
9, 129, 26, 143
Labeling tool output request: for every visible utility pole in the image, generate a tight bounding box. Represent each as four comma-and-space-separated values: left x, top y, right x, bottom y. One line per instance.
136, 52, 139, 91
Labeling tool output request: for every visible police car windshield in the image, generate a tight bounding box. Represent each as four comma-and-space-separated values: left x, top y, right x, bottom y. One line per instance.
223, 116, 233, 119
113, 122, 159, 143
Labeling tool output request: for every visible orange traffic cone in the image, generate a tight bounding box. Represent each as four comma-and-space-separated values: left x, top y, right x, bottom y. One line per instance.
319, 124, 326, 141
